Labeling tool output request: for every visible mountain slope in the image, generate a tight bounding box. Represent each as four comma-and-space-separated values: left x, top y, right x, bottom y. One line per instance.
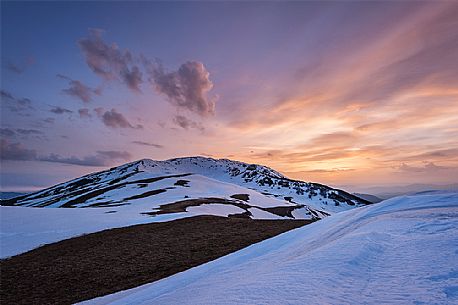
0, 157, 370, 258
3, 157, 369, 213
0, 192, 27, 200
81, 191, 458, 305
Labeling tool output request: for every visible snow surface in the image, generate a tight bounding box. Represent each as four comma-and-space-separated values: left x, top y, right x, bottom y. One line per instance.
0, 205, 186, 258
185, 203, 246, 217
0, 174, 283, 258
80, 192, 458, 305
5, 157, 368, 213
0, 157, 369, 258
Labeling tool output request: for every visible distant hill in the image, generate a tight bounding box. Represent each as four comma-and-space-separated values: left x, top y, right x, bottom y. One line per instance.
358, 183, 458, 199
353, 193, 383, 203
0, 192, 27, 200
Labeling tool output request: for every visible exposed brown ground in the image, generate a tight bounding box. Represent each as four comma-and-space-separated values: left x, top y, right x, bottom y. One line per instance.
142, 197, 317, 220
1, 216, 312, 305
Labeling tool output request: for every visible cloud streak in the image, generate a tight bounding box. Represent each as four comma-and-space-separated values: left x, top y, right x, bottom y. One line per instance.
131, 141, 163, 148
1, 139, 37, 161
5, 57, 35, 74
57, 74, 101, 103
1, 90, 34, 113
1, 139, 131, 166
40, 151, 132, 166
50, 106, 72, 115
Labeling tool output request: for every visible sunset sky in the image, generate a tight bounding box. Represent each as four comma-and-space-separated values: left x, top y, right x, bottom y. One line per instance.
1, 1, 457, 192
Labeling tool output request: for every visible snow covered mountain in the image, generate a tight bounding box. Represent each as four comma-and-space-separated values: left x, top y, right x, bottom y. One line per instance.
80, 191, 458, 305
1, 157, 370, 258
2, 156, 369, 216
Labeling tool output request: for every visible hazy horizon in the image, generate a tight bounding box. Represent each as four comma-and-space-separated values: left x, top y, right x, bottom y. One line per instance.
1, 156, 457, 196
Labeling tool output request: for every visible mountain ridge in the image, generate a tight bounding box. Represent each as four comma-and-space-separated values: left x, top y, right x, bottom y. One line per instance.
2, 156, 370, 214
0, 156, 370, 259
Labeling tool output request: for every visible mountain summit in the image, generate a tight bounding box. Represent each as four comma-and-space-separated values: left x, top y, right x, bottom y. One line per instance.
3, 156, 369, 217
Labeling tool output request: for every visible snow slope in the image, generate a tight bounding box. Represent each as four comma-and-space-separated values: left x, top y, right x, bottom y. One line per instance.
1, 157, 370, 258
81, 192, 458, 305
2, 157, 369, 213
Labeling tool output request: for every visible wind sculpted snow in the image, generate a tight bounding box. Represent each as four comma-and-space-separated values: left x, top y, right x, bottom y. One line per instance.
80, 192, 458, 305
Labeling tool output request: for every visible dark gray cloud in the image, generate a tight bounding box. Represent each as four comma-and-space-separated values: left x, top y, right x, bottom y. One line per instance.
131, 141, 163, 148
96, 150, 131, 160
97, 108, 141, 129
0, 139, 37, 161
173, 115, 204, 131
6, 61, 24, 74
78, 108, 91, 118
1, 138, 131, 166
50, 106, 73, 115
1, 128, 45, 140
0, 128, 15, 137
78, 29, 142, 92
146, 60, 217, 116
1, 90, 33, 113
40, 150, 132, 166
57, 74, 101, 103
5, 57, 35, 74
16, 129, 43, 135
1, 90, 14, 100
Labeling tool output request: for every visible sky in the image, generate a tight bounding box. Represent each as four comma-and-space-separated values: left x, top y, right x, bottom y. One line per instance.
1, 1, 457, 193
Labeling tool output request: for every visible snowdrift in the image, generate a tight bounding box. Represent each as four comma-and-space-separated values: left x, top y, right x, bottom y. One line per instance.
81, 191, 458, 305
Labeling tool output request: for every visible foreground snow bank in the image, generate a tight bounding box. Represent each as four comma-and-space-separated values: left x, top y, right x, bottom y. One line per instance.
81, 192, 458, 305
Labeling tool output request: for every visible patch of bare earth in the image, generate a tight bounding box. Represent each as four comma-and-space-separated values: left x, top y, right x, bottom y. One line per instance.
142, 197, 316, 220
1, 216, 312, 305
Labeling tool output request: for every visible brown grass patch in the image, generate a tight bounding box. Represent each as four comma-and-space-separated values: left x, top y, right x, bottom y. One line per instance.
1, 216, 311, 305
230, 193, 250, 201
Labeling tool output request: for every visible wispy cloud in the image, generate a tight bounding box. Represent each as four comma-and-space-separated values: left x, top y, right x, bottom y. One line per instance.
40, 150, 132, 166
1, 139, 131, 166
78, 108, 92, 118
173, 115, 204, 131
0, 128, 16, 137
78, 29, 143, 92
5, 57, 35, 74
50, 106, 72, 115
96, 108, 142, 129
57, 74, 101, 103
15, 129, 43, 135
397, 162, 456, 174
0, 139, 37, 161
131, 141, 163, 148
1, 90, 34, 113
